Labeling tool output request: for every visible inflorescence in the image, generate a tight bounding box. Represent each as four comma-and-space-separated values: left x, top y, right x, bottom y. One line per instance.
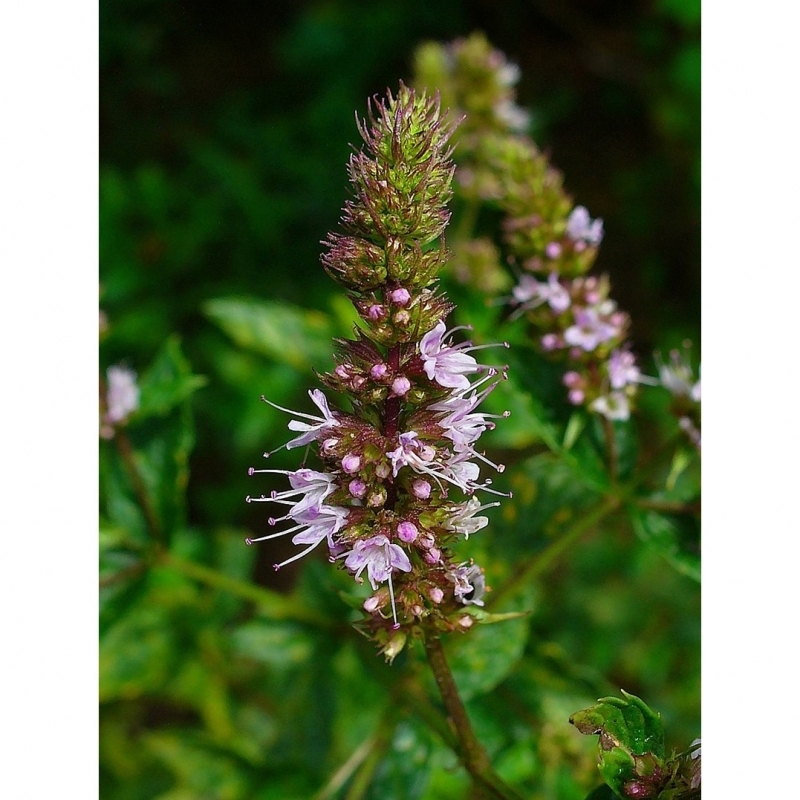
246, 84, 510, 659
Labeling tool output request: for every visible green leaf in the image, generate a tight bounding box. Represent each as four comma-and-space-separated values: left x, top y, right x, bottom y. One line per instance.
205, 296, 335, 371
570, 691, 666, 798
630, 508, 700, 583
136, 335, 207, 420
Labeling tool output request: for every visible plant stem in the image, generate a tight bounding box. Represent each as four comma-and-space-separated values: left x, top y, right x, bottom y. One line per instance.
114, 428, 165, 544
159, 550, 334, 628
600, 415, 619, 485
634, 498, 700, 515
423, 635, 526, 800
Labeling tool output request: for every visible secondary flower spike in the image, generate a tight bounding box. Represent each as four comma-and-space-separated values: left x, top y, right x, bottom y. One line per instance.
247, 84, 509, 659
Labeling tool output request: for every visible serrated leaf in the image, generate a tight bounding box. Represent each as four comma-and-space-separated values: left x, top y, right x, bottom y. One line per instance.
570, 691, 666, 798
205, 296, 335, 370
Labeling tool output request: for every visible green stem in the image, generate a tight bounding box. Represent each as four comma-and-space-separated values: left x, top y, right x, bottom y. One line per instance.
159, 551, 334, 628
423, 635, 526, 800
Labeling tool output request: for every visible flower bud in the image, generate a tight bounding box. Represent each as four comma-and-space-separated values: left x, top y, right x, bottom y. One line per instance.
391, 376, 411, 396
397, 521, 419, 543
342, 453, 362, 474
389, 287, 411, 306
412, 479, 431, 499
349, 479, 367, 498
429, 587, 444, 604
370, 363, 389, 380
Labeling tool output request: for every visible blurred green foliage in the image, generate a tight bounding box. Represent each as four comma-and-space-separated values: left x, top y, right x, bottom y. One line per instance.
100, 2, 699, 798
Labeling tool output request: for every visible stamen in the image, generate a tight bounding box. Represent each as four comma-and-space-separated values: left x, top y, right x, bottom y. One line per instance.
388, 570, 399, 628
272, 539, 325, 571
470, 450, 505, 473
260, 395, 326, 422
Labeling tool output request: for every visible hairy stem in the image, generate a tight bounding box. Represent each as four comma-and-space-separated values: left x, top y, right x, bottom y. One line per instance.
423, 635, 526, 800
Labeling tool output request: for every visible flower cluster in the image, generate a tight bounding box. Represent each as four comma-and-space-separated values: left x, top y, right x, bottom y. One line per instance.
414, 34, 648, 421
247, 85, 509, 659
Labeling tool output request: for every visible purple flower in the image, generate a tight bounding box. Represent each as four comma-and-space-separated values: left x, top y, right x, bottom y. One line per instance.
105, 365, 139, 424
564, 308, 618, 352
343, 534, 412, 589
511, 273, 570, 314
247, 467, 336, 517
608, 348, 641, 390
388, 431, 488, 494
566, 205, 604, 246
246, 499, 349, 570
420, 321, 480, 390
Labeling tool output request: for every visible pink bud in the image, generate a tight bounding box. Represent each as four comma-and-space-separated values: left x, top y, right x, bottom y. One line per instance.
370, 363, 388, 380
419, 534, 435, 550
458, 615, 474, 629
412, 479, 431, 499
545, 242, 562, 259
541, 333, 559, 351
429, 587, 444, 604
568, 389, 585, 405
424, 548, 441, 564
375, 461, 391, 479
393, 309, 410, 325
341, 453, 361, 474
563, 370, 582, 388
397, 521, 418, 543
391, 376, 411, 396
321, 438, 339, 454
348, 479, 366, 498
363, 596, 381, 613
334, 364, 350, 379
389, 287, 411, 306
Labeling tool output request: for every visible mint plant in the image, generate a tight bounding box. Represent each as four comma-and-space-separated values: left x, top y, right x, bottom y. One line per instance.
100, 32, 699, 800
